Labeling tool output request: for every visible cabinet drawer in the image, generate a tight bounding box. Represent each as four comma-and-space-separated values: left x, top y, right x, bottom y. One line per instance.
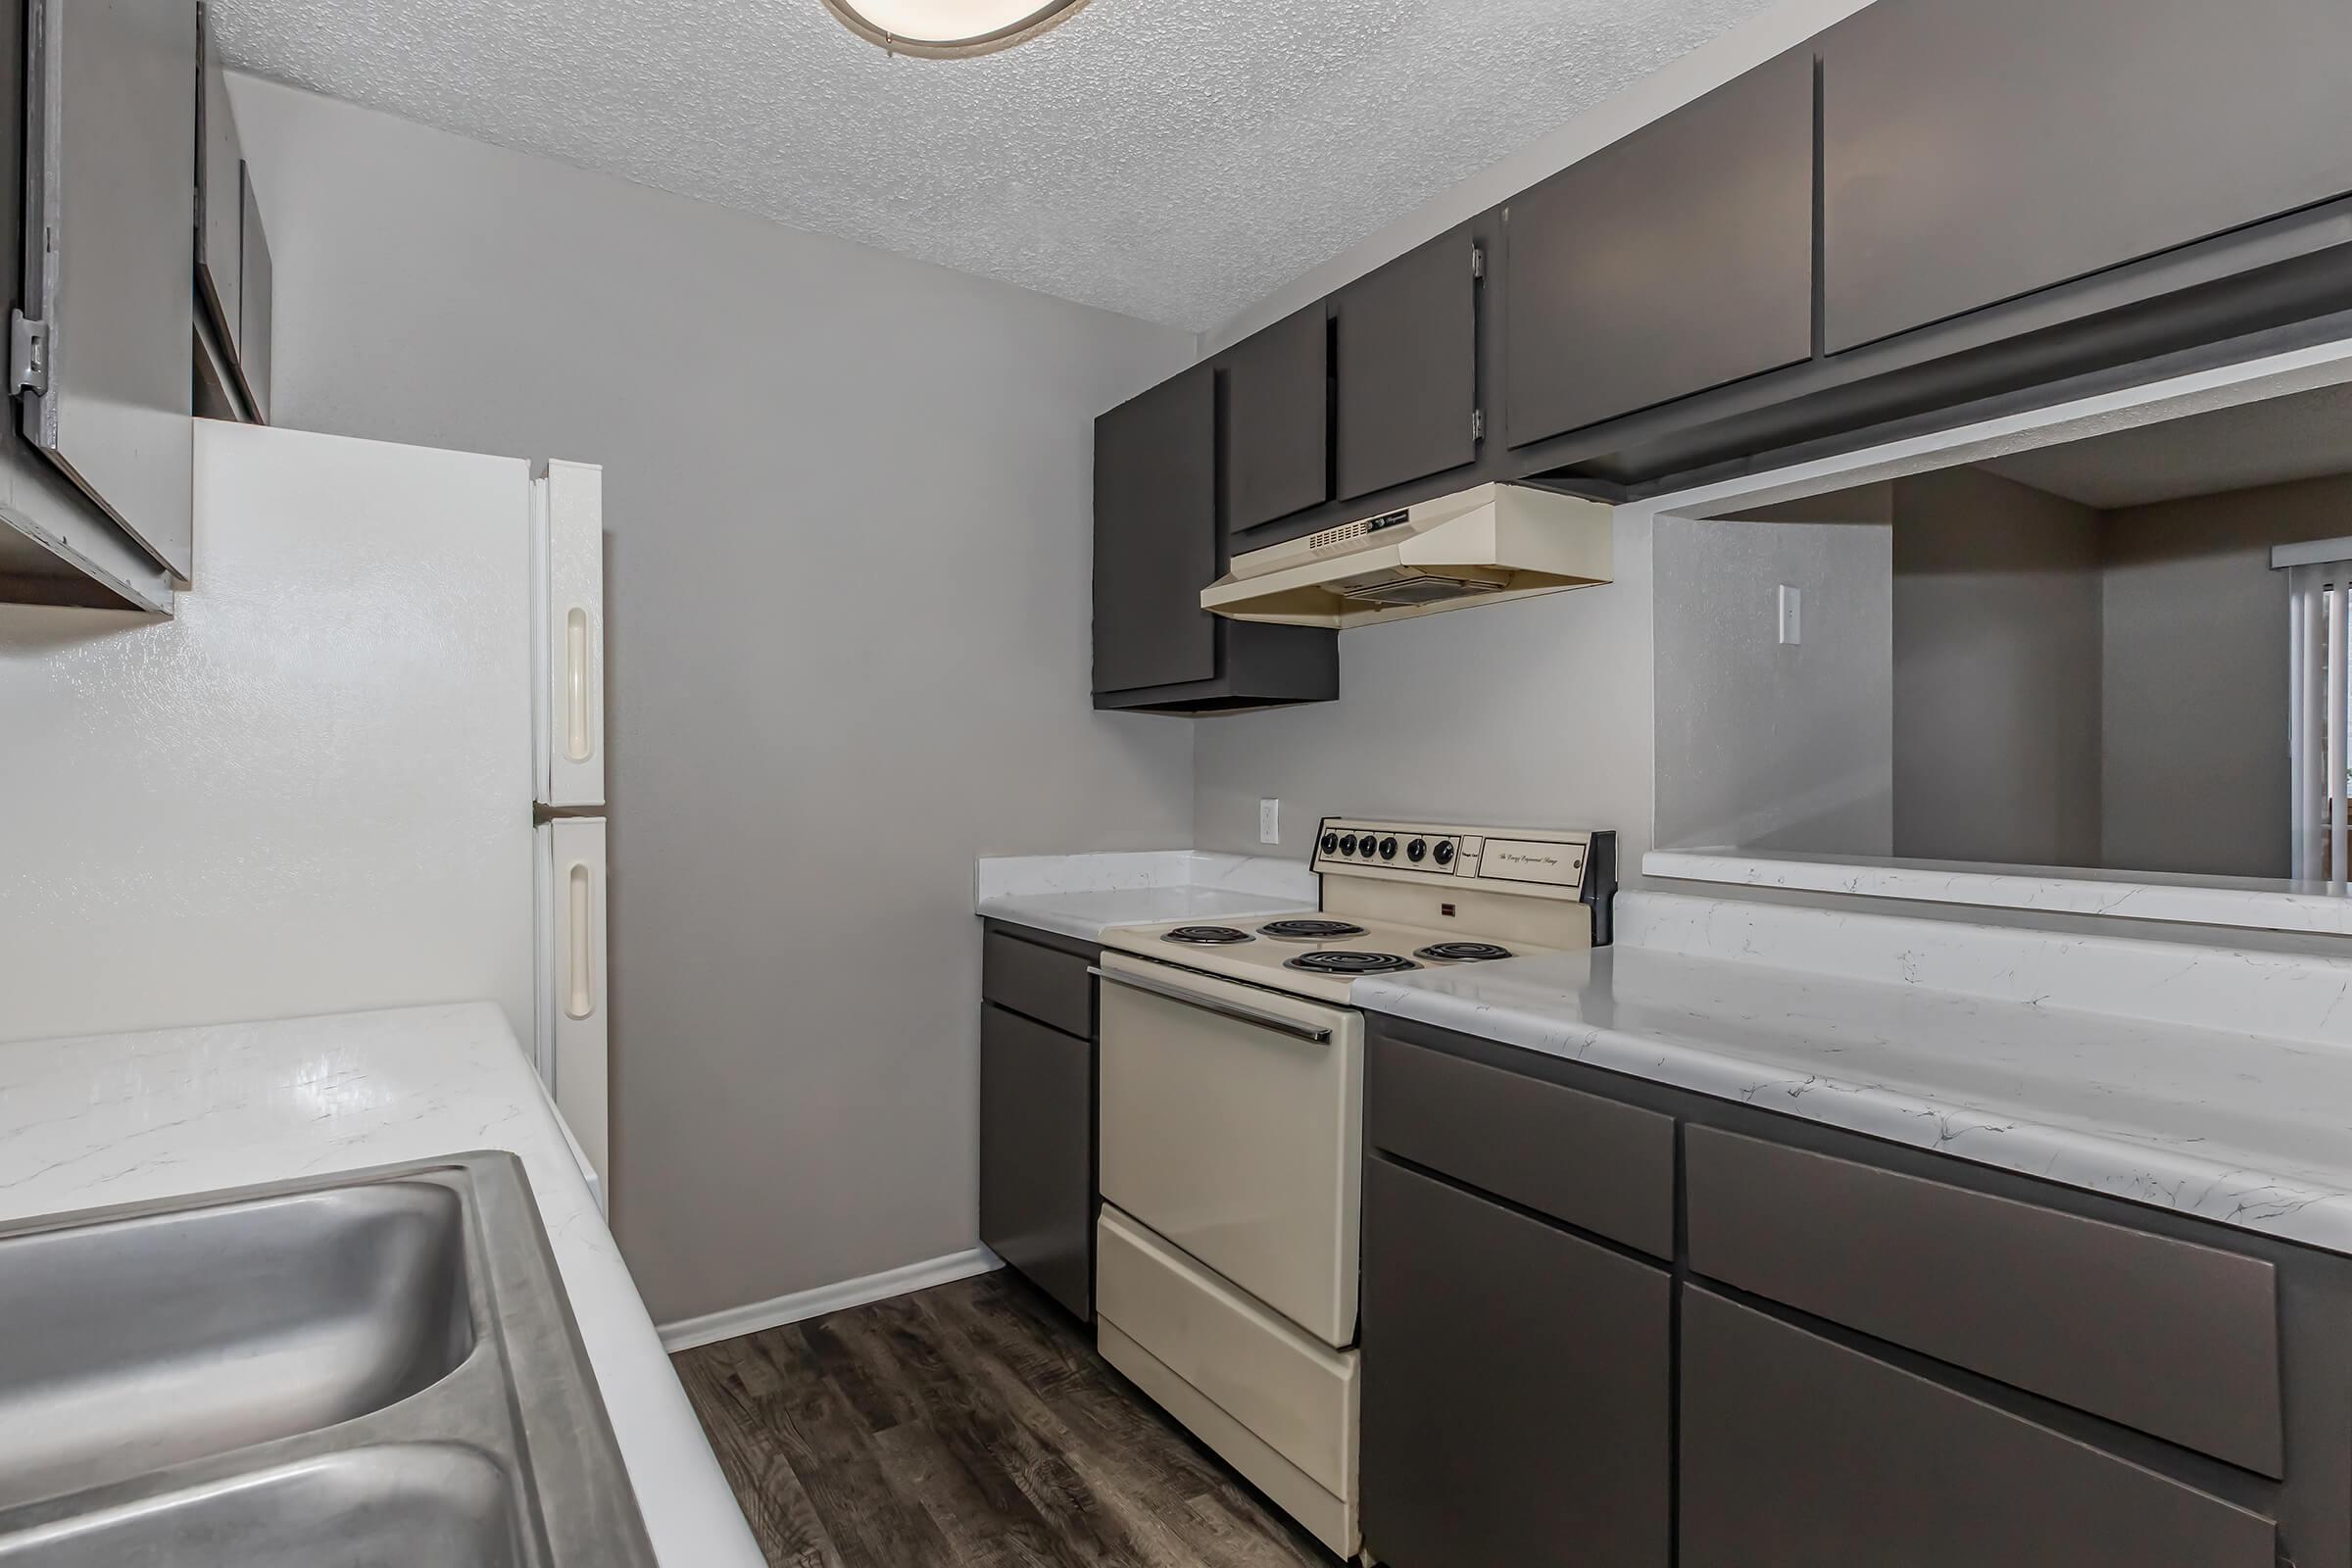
1681, 1287, 2276, 1568
1686, 1127, 2281, 1475
981, 929, 1094, 1040
1367, 1034, 1674, 1259
1097, 1204, 1357, 1500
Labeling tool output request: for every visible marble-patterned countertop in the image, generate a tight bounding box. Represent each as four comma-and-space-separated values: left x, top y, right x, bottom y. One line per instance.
975, 850, 1317, 942
0, 1003, 762, 1568
1355, 938, 2352, 1256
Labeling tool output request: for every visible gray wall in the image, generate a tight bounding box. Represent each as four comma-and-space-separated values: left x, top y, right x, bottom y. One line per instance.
229, 74, 1196, 1325
2101, 474, 2352, 878
1891, 467, 2103, 867
1191, 511, 1657, 863
1652, 497, 1895, 855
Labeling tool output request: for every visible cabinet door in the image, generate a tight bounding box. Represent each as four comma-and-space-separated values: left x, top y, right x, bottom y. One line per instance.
237, 166, 274, 424
1093, 369, 1215, 694
1680, 1287, 2276, 1568
979, 1004, 1094, 1320
1222, 306, 1328, 534
1360, 1157, 1670, 1568
21, 0, 198, 577
196, 25, 243, 364
1333, 229, 1478, 502
1822, 0, 2352, 353
1503, 47, 1813, 448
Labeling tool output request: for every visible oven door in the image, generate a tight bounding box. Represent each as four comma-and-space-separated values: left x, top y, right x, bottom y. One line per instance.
1096, 951, 1363, 1348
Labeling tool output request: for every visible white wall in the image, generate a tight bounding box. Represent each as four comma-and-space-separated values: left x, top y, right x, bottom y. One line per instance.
1653, 497, 1895, 855
1193, 513, 1656, 860
1891, 468, 2104, 867
228, 74, 1196, 1325
2101, 474, 2352, 879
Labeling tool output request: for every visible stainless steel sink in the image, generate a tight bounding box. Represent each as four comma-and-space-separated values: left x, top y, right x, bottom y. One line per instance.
0, 1155, 654, 1567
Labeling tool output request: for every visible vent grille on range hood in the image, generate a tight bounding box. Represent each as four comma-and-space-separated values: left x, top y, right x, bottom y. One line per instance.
1201, 483, 1613, 628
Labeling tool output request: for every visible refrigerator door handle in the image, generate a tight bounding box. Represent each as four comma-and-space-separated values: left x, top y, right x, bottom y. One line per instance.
565, 859, 595, 1019
564, 607, 595, 764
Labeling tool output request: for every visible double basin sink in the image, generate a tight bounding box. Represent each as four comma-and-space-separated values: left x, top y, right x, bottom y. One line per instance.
0, 1153, 655, 1566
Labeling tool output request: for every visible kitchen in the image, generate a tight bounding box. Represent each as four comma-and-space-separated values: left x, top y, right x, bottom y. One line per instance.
3, 0, 2351, 1564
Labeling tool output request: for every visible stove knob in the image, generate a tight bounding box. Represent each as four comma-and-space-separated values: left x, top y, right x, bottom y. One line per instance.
1433, 839, 1456, 866
1339, 833, 1358, 857
1405, 837, 1427, 863
1378, 836, 1398, 860
1320, 830, 1340, 856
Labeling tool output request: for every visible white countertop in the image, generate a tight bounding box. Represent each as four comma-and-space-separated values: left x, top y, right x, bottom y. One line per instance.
0, 1003, 762, 1568
1355, 937, 2352, 1256
975, 850, 1318, 942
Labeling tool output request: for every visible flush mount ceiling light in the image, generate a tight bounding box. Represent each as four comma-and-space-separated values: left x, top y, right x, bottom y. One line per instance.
820, 0, 1094, 58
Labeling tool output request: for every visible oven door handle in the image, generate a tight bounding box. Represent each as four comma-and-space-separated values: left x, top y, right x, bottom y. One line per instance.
1088, 966, 1334, 1045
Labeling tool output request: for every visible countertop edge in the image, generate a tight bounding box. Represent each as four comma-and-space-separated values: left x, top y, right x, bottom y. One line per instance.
1355, 979, 2352, 1259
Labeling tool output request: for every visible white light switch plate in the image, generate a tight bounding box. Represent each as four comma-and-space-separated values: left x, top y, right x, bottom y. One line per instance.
1778, 584, 1802, 646
1258, 799, 1281, 845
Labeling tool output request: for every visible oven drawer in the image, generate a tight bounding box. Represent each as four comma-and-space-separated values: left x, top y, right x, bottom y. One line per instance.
1686, 1127, 2282, 1475
982, 928, 1094, 1040
1098, 953, 1363, 1347
1097, 1204, 1359, 1504
1368, 1032, 1676, 1259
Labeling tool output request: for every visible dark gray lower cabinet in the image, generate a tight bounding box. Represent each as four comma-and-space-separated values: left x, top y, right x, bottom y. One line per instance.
1365, 1013, 2352, 1568
1360, 1155, 1670, 1568
979, 1003, 1093, 1320
1680, 1287, 2276, 1568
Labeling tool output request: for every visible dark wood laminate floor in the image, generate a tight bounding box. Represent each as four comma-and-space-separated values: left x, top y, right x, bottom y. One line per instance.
675, 1270, 1339, 1568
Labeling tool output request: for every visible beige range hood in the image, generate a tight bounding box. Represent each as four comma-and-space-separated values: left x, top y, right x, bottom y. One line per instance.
1201, 482, 1613, 628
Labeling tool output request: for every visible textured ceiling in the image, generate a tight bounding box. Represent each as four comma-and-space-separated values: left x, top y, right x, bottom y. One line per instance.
209, 0, 1776, 331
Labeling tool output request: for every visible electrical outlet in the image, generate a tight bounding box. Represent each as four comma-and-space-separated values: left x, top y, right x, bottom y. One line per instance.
1258, 798, 1281, 845
1778, 584, 1802, 646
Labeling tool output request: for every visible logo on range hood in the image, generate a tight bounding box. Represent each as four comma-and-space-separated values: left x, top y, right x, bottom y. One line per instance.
1200, 482, 1614, 629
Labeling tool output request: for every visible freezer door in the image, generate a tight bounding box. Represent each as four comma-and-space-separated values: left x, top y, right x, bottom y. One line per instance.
538, 816, 611, 1192
533, 460, 606, 808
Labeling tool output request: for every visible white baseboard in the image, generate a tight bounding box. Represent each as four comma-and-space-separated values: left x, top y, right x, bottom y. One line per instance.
658, 1246, 1004, 1353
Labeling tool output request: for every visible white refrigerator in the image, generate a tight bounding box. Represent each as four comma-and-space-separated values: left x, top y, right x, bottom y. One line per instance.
0, 419, 612, 1194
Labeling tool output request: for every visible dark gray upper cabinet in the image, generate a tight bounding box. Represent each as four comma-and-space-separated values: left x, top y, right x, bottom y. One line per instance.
20, 0, 197, 581
1093, 368, 1337, 713
1821, 0, 2352, 354
196, 17, 241, 370
1502, 46, 1814, 448
236, 164, 272, 422
1680, 1287, 2278, 1568
1093, 369, 1217, 695
1220, 305, 1327, 534
1361, 1155, 1670, 1568
1333, 226, 1479, 503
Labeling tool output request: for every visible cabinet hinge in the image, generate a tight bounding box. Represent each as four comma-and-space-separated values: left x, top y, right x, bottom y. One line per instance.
1471, 408, 1486, 443
1470, 244, 1486, 280
9, 309, 48, 396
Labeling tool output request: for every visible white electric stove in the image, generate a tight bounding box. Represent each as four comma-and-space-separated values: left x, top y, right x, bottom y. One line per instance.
1091, 818, 1615, 1558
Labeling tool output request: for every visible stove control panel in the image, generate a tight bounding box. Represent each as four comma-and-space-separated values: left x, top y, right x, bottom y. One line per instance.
1310, 818, 1611, 903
